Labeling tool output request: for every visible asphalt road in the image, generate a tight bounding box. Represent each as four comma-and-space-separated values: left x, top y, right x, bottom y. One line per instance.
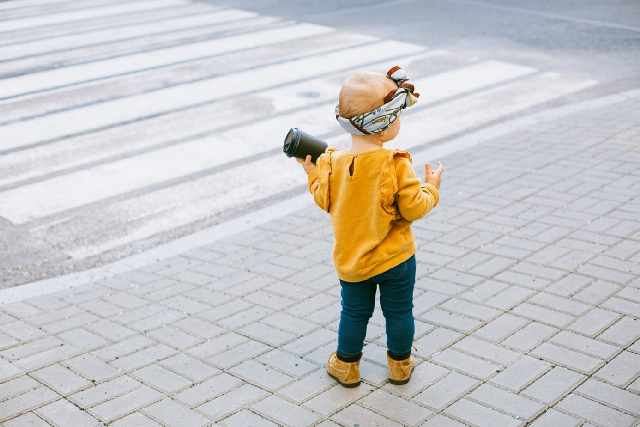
0, 0, 638, 287
213, 0, 640, 83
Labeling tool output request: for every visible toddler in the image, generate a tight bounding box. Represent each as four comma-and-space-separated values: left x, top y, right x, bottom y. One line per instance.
297, 66, 444, 387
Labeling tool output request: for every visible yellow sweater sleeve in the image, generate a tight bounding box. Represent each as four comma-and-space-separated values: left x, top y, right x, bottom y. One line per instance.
395, 157, 440, 221
306, 153, 330, 212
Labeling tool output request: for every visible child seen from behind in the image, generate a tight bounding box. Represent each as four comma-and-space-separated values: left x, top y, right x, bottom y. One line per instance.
297, 66, 444, 387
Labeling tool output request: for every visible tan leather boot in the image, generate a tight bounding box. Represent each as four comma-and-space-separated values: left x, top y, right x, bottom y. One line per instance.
326, 352, 360, 388
387, 354, 414, 385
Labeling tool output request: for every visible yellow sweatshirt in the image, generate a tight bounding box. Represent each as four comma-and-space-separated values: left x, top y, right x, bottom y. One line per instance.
307, 147, 439, 282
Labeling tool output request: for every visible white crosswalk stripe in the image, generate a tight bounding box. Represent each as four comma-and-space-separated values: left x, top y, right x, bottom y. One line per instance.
0, 9, 259, 65
0, 0, 187, 32
0, 2, 218, 47
0, 2, 597, 260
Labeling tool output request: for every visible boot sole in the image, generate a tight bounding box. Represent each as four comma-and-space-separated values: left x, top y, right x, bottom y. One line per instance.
327, 371, 361, 388
388, 376, 411, 385
388, 368, 414, 385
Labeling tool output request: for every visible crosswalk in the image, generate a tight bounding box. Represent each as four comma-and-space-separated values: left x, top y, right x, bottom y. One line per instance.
0, 0, 597, 262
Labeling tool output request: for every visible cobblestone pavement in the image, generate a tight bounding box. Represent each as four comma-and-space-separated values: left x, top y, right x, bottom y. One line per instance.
1, 98, 639, 426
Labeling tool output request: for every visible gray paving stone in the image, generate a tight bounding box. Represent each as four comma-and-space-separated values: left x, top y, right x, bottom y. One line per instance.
131, 364, 191, 393
512, 303, 575, 328
0, 387, 59, 423
171, 316, 225, 339
0, 336, 64, 361
0, 330, 19, 350
282, 328, 336, 356
0, 358, 24, 382
413, 371, 479, 410
529, 409, 580, 427
218, 305, 273, 329
89, 385, 163, 423
594, 351, 640, 387
578, 263, 634, 285
159, 353, 219, 383
217, 410, 278, 427
143, 398, 211, 426
252, 395, 321, 426
257, 349, 318, 378
109, 344, 177, 372
533, 342, 602, 374
69, 376, 141, 408
57, 327, 108, 351
460, 279, 509, 302
92, 335, 153, 362
197, 383, 269, 421
303, 383, 374, 416
557, 393, 636, 427
490, 355, 551, 392
598, 316, 640, 346
431, 348, 501, 379
187, 332, 247, 359
146, 325, 203, 351
468, 383, 545, 420
0, 321, 45, 343
440, 298, 501, 321
445, 398, 520, 427
3, 413, 50, 427
14, 343, 82, 372
332, 404, 402, 427
196, 299, 252, 323
85, 318, 137, 342
127, 308, 186, 332
110, 412, 162, 426
473, 313, 528, 342
495, 270, 551, 290
301, 341, 337, 367
567, 308, 621, 337
0, 376, 40, 402
545, 273, 593, 297
573, 280, 621, 305
239, 321, 297, 347
502, 322, 557, 352
175, 372, 243, 407
360, 389, 432, 426
208, 340, 271, 369
453, 336, 520, 365
420, 414, 467, 427
229, 359, 294, 391
36, 398, 103, 426
419, 308, 482, 332
530, 292, 592, 316
577, 378, 640, 416
522, 366, 585, 404
413, 327, 462, 357
359, 359, 389, 387
277, 368, 335, 404
484, 286, 535, 310
31, 363, 91, 395
602, 296, 640, 317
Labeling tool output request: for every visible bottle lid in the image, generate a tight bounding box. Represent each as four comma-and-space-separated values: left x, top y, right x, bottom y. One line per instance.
283, 128, 300, 157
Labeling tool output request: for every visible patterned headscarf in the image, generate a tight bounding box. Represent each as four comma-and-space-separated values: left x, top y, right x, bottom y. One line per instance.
336, 65, 420, 136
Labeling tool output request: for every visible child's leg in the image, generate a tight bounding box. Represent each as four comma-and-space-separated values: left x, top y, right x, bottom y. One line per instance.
378, 255, 416, 359
337, 279, 376, 361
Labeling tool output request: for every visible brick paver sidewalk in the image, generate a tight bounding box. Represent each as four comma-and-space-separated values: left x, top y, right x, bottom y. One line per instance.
1, 98, 639, 426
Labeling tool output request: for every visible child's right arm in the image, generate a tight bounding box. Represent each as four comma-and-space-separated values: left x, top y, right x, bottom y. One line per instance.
395, 156, 444, 222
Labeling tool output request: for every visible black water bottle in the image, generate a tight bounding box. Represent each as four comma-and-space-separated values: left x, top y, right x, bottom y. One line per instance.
283, 128, 328, 163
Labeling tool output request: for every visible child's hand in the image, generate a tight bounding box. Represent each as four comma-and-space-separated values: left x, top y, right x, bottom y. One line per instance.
424, 161, 444, 189
296, 155, 317, 175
